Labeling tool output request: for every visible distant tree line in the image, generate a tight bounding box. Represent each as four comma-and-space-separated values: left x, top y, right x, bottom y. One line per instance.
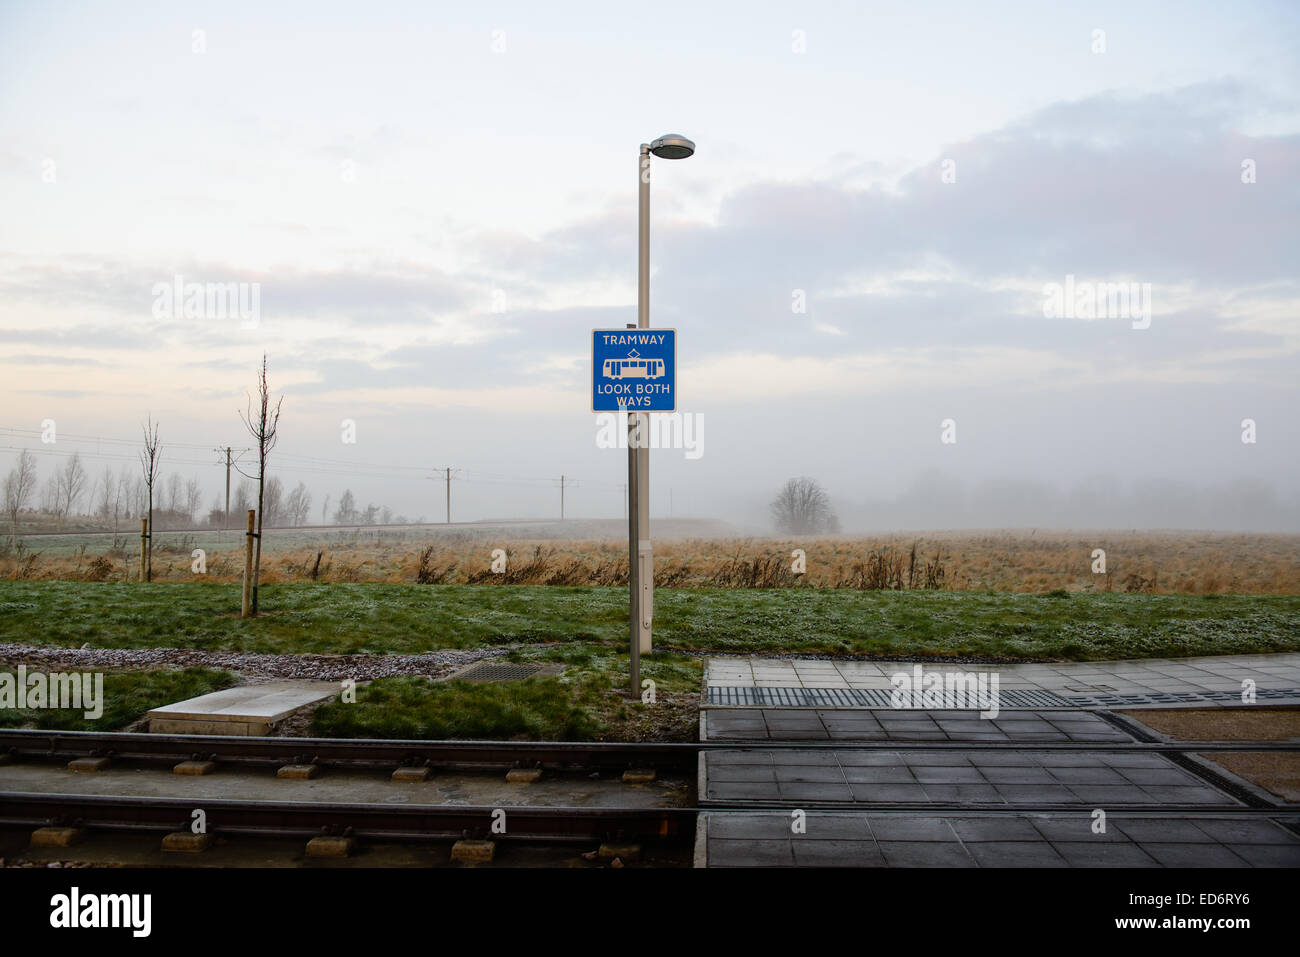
2, 449, 410, 540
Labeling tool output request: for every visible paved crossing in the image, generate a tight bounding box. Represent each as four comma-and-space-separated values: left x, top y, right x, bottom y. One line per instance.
697, 655, 1300, 867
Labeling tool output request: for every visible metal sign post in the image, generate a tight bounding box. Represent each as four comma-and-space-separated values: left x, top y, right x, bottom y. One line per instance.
599, 133, 694, 696
592, 326, 677, 693
627, 394, 640, 696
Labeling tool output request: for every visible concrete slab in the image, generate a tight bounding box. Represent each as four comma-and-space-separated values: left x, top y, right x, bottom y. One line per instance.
147, 681, 339, 735
31, 826, 87, 848
704, 708, 1133, 743
173, 760, 217, 776
277, 764, 320, 780
700, 811, 1300, 867
305, 835, 354, 858
391, 767, 433, 783
162, 831, 213, 853
67, 757, 112, 772
451, 839, 494, 863
704, 654, 1300, 709
703, 746, 1238, 807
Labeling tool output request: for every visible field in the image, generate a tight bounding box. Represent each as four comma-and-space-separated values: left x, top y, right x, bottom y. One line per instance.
3, 528, 1297, 742
2, 580, 1298, 660
3, 580, 1297, 741
4, 527, 1299, 594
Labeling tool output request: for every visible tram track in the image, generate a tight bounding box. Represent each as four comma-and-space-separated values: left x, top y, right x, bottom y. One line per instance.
2, 720, 1297, 861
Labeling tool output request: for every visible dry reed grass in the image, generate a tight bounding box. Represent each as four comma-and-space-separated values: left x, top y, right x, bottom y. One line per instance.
3, 530, 1298, 594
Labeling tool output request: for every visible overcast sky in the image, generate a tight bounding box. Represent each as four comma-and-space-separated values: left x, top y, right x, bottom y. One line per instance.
1, 0, 1297, 531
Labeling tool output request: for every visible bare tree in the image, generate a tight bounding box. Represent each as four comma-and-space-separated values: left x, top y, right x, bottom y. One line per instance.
139, 416, 162, 581
232, 479, 254, 515
3, 449, 38, 542
770, 477, 839, 535
184, 477, 203, 524
284, 481, 312, 527
130, 475, 145, 519
334, 489, 356, 524
262, 476, 284, 527
112, 470, 128, 529
171, 473, 184, 515
112, 470, 128, 530
57, 452, 88, 525
96, 466, 115, 519
40, 474, 59, 514
238, 354, 283, 615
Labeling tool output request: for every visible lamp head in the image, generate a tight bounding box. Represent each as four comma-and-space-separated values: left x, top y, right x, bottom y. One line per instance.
649, 134, 695, 159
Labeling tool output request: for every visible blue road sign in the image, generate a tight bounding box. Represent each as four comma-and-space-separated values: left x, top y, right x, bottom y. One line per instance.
592, 328, 676, 412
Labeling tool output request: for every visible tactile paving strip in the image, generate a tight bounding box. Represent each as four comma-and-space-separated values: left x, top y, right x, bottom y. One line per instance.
706, 687, 1073, 708
1066, 688, 1300, 707
706, 686, 1300, 709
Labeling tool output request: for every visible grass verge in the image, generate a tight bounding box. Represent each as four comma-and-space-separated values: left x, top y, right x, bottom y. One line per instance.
0, 581, 1297, 661
313, 644, 702, 742
0, 666, 236, 732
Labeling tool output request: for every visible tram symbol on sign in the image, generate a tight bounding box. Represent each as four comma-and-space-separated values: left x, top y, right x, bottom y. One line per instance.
591, 328, 676, 412
601, 349, 665, 380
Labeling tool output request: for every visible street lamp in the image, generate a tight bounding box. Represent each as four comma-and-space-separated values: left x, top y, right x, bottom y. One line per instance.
649, 134, 696, 160
629, 133, 694, 695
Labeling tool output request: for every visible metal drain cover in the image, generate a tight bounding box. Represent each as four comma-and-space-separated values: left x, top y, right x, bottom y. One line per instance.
450, 662, 546, 683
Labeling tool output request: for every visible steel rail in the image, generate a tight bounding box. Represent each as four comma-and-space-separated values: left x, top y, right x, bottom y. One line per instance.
1, 729, 1297, 770
0, 791, 695, 843
0, 729, 701, 771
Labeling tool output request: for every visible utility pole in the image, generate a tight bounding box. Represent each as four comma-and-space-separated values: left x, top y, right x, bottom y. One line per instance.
425, 468, 458, 525
224, 447, 231, 531
213, 446, 249, 538
555, 474, 578, 521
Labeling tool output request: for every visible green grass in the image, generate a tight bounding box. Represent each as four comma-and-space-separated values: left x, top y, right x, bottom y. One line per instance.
0, 667, 235, 731
0, 581, 1298, 661
313, 675, 606, 740
313, 646, 702, 741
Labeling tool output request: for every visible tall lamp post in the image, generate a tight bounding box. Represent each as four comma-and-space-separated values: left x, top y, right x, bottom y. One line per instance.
629, 133, 695, 695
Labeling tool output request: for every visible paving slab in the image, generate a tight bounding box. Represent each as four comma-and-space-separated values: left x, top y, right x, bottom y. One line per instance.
704, 654, 1300, 709
699, 811, 1300, 867
705, 708, 1133, 742
147, 681, 340, 735
703, 747, 1237, 807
